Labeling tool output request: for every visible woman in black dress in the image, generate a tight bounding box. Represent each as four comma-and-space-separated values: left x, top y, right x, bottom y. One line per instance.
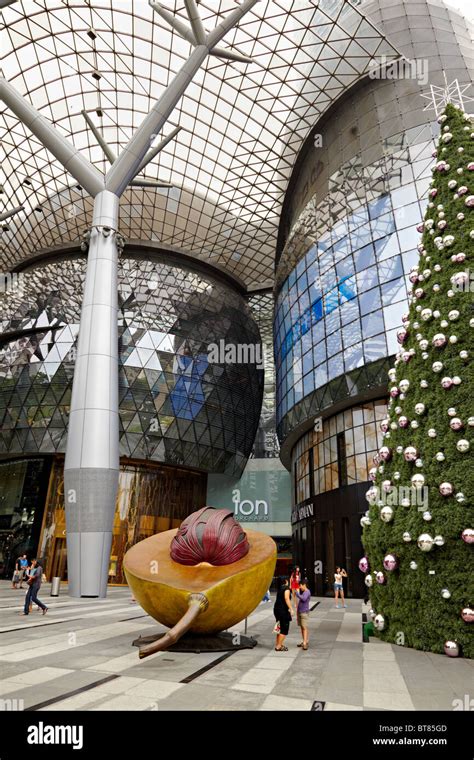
273, 576, 294, 651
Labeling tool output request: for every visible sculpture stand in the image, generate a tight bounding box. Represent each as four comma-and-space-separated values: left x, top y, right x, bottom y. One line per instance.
132, 631, 257, 654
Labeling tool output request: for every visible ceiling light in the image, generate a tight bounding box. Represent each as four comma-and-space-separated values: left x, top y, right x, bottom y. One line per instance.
23, 178, 32, 186
96, 108, 103, 118
87, 28, 97, 41
92, 70, 101, 81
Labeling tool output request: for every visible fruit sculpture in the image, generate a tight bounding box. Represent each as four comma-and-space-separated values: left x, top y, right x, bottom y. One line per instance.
124, 507, 276, 658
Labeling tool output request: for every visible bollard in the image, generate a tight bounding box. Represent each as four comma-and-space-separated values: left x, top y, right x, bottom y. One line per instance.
50, 576, 61, 597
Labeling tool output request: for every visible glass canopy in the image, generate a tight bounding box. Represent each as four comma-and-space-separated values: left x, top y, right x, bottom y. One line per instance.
0, 0, 400, 286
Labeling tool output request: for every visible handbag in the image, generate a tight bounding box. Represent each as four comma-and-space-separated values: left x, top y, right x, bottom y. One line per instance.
273, 622, 281, 634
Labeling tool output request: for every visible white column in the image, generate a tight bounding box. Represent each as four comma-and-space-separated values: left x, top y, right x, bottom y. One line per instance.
64, 190, 120, 597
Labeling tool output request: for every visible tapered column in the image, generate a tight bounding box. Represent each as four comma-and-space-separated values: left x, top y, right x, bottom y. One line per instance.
64, 190, 120, 597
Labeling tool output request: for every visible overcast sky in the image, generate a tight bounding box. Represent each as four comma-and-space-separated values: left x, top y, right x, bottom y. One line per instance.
444, 0, 474, 21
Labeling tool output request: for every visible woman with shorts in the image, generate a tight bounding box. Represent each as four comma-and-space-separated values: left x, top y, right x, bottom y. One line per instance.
273, 577, 294, 651
334, 567, 348, 608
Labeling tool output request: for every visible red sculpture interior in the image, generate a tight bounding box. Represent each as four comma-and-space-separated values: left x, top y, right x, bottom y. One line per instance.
170, 507, 249, 566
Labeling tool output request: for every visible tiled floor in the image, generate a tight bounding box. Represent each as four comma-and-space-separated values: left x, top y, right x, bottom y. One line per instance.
0, 582, 472, 711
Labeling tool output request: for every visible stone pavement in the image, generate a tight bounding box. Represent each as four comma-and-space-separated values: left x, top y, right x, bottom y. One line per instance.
0, 582, 472, 711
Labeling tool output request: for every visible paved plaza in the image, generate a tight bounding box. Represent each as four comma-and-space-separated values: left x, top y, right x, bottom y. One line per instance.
0, 582, 472, 712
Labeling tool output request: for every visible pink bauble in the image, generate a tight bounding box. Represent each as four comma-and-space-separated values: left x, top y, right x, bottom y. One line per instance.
404, 446, 418, 462
461, 528, 474, 544
380, 419, 389, 433
382, 479, 393, 493
379, 446, 393, 462
390, 386, 399, 398
375, 571, 386, 585
441, 377, 453, 390
450, 417, 463, 431
368, 467, 377, 482
398, 416, 409, 428
401, 351, 412, 363
432, 333, 447, 348
358, 556, 370, 573
383, 554, 399, 572
414, 288, 425, 299
461, 607, 474, 623
397, 328, 409, 344
439, 482, 454, 496
444, 640, 460, 657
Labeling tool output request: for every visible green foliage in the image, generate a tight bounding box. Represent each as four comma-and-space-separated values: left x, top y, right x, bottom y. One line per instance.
362, 104, 474, 658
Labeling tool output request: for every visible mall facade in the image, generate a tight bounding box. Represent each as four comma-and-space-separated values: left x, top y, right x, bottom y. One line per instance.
0, 0, 472, 597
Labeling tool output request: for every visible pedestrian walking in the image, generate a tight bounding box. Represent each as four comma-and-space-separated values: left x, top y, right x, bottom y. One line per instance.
296, 578, 311, 650
16, 554, 29, 589
21, 559, 48, 616
273, 577, 294, 651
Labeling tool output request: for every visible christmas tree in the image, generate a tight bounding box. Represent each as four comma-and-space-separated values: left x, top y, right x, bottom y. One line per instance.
361, 102, 474, 658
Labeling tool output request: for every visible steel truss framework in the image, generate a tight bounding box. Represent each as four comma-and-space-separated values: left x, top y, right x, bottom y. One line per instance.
1, 0, 401, 286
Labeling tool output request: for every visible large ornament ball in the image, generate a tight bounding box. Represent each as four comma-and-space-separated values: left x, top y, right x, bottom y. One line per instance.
432, 361, 443, 373
450, 418, 463, 431
383, 554, 399, 571
414, 403, 425, 415
423, 511, 432, 522
439, 482, 454, 496
411, 474, 425, 489
461, 528, 474, 544
404, 446, 418, 462
403, 532, 412, 543
444, 640, 460, 658
457, 439, 470, 453
428, 428, 437, 438
359, 556, 370, 573
441, 589, 451, 600
399, 379, 410, 393
447, 407, 457, 417
441, 376, 453, 390
461, 608, 474, 623
432, 333, 446, 348
434, 535, 445, 547
379, 446, 393, 462
374, 614, 386, 631
364, 574, 373, 587
375, 571, 386, 585
435, 452, 445, 462
417, 534, 434, 551
380, 506, 394, 523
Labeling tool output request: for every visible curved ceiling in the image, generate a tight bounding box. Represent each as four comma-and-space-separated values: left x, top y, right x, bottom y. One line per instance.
0, 0, 401, 287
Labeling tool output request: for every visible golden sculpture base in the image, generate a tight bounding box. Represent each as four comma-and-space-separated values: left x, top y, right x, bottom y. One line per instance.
132, 630, 258, 654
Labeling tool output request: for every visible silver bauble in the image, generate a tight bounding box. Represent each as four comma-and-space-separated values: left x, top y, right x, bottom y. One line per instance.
380, 506, 394, 523
374, 614, 386, 631
417, 533, 434, 551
